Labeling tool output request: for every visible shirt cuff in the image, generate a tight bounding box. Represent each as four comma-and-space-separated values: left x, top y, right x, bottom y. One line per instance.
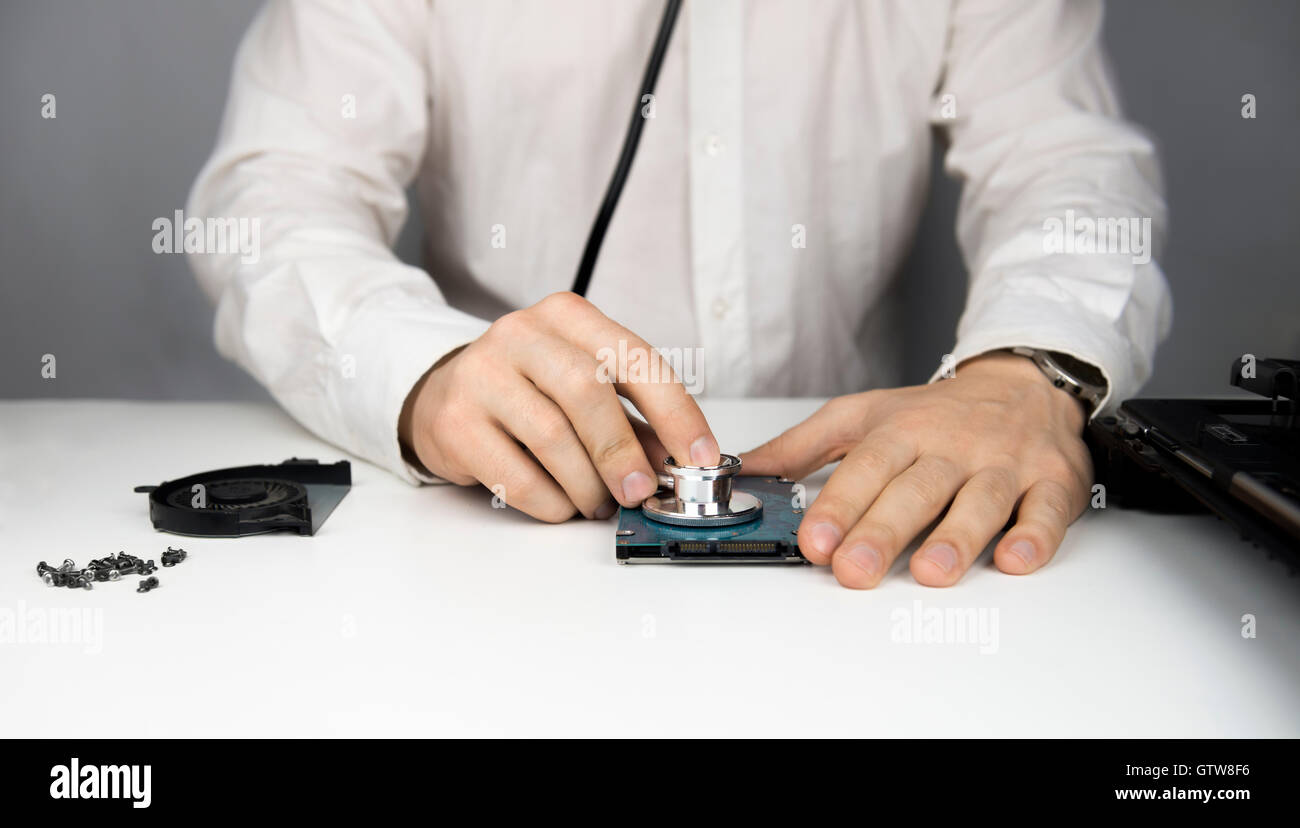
333, 288, 491, 485
927, 293, 1141, 420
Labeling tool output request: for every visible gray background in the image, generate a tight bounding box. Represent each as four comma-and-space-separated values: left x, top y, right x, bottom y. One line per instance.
2, 0, 1296, 402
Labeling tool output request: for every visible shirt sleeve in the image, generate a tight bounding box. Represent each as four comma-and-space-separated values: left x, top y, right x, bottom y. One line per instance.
186, 0, 490, 484
927, 0, 1173, 415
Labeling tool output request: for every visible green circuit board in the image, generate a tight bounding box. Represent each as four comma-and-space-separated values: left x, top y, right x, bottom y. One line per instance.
615, 476, 808, 564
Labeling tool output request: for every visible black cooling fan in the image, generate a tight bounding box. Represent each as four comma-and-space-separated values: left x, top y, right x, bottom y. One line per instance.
134, 459, 351, 537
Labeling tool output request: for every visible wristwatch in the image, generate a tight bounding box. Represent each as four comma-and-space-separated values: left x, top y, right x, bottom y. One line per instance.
1009, 347, 1109, 417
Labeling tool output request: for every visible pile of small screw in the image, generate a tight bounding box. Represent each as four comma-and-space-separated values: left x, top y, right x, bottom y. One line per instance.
36, 559, 94, 590
36, 548, 185, 593
85, 551, 157, 582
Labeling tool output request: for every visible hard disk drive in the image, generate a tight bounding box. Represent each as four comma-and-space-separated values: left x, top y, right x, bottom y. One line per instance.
616, 454, 807, 564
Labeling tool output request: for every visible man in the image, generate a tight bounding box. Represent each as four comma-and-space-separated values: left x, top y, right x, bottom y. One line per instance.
188, 0, 1170, 588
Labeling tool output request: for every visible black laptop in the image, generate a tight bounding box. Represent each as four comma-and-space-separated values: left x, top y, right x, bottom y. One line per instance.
1088, 356, 1300, 567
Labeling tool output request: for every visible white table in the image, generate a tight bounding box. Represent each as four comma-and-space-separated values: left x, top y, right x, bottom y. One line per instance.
1, 399, 1296, 737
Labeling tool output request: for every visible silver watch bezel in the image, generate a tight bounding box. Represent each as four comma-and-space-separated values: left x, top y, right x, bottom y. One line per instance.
1010, 347, 1106, 415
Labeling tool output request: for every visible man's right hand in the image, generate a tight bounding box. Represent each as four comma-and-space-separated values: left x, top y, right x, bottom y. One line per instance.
398, 292, 720, 522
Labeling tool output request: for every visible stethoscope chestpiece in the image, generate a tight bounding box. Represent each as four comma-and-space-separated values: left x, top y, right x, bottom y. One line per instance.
640, 454, 764, 527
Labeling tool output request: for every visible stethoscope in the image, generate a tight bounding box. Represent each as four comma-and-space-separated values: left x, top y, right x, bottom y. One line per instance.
571, 0, 683, 297
567, 1, 763, 528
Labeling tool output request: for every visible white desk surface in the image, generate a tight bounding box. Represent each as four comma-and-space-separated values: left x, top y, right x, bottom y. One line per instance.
1, 399, 1296, 738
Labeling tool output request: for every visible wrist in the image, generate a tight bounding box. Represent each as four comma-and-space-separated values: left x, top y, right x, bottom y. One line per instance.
957, 351, 1048, 385
958, 350, 1090, 426
398, 368, 434, 475
398, 344, 470, 475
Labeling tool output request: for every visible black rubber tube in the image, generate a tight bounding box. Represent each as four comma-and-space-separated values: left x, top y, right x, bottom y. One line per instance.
571, 0, 683, 297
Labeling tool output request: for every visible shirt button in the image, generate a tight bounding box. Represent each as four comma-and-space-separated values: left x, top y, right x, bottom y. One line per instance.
703, 134, 724, 157
711, 297, 730, 320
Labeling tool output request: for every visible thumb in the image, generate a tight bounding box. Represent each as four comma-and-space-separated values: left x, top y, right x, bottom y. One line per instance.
740, 399, 860, 480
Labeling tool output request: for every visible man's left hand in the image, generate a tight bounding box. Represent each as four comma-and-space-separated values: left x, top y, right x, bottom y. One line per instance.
742, 351, 1094, 588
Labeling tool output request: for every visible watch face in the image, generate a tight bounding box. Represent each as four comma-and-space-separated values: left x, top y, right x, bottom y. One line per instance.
1049, 351, 1106, 388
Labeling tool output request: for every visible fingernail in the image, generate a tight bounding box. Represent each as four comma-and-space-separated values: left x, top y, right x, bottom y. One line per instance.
843, 544, 882, 578
920, 543, 957, 574
808, 522, 841, 557
689, 435, 720, 466
594, 500, 617, 520
1009, 539, 1037, 568
621, 471, 655, 503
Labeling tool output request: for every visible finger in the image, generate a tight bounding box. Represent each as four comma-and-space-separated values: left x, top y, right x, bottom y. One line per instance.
628, 413, 669, 470
911, 465, 1021, 587
506, 334, 659, 507
487, 376, 617, 519
538, 293, 720, 468
795, 431, 919, 565
994, 478, 1082, 575
741, 395, 870, 480
610, 348, 718, 469
830, 454, 966, 589
456, 421, 577, 523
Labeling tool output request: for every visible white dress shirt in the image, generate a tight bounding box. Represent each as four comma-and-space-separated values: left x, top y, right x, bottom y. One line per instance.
188, 0, 1171, 484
